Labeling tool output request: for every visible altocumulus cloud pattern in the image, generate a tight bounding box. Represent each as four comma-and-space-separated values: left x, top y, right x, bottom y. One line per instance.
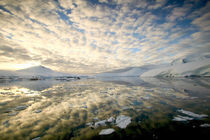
0, 0, 209, 74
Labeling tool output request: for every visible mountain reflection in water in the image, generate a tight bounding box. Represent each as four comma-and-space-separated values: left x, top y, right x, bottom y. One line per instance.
0, 77, 210, 140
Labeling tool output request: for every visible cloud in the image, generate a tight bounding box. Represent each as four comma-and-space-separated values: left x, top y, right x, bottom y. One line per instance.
192, 12, 210, 31
148, 0, 166, 9
0, 0, 209, 74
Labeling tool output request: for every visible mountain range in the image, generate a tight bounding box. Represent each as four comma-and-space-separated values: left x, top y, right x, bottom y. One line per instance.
96, 58, 210, 78
0, 65, 74, 78
1, 57, 210, 78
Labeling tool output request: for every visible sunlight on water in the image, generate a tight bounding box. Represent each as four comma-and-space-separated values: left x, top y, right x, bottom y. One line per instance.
0, 78, 210, 140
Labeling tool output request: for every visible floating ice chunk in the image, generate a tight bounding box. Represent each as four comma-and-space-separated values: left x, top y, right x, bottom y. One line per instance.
173, 115, 194, 121
86, 122, 94, 127
178, 109, 208, 118
99, 128, 115, 135
32, 137, 41, 140
116, 115, 131, 129
93, 117, 99, 121
95, 120, 107, 128
15, 105, 27, 111
107, 117, 115, 123
173, 117, 186, 121
200, 124, 210, 127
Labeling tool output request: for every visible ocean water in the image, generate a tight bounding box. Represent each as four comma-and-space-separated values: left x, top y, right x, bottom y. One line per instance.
0, 77, 210, 140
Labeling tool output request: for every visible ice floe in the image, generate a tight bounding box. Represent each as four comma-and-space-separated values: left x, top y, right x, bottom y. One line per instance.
116, 115, 131, 129
93, 117, 99, 121
31, 137, 41, 140
178, 109, 208, 118
107, 117, 115, 123
86, 122, 93, 127
88, 115, 131, 129
95, 120, 107, 128
172, 115, 194, 121
99, 128, 115, 135
200, 123, 210, 127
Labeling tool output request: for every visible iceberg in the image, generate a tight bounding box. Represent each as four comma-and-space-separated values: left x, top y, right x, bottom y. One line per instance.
86, 122, 94, 127
99, 128, 115, 135
95, 120, 107, 128
116, 115, 131, 129
31, 137, 41, 140
107, 117, 115, 123
200, 124, 210, 127
178, 109, 208, 118
172, 115, 194, 121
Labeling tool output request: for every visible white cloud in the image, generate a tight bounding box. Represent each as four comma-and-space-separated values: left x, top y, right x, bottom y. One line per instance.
0, 0, 209, 74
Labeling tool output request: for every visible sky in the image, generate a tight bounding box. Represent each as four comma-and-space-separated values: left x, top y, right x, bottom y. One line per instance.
0, 0, 209, 74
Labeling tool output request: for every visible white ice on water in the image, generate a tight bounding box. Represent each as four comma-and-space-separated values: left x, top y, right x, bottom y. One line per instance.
95, 120, 107, 128
107, 116, 115, 123
172, 115, 194, 121
178, 109, 208, 118
200, 124, 210, 127
99, 128, 115, 135
116, 115, 131, 129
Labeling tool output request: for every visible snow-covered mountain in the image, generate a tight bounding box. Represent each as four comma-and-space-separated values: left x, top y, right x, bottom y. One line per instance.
0, 65, 74, 77
96, 65, 165, 77
96, 58, 210, 78
141, 59, 210, 77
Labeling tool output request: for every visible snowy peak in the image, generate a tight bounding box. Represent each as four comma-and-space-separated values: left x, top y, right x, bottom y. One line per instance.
0, 65, 73, 77
16, 65, 69, 77
17, 65, 53, 73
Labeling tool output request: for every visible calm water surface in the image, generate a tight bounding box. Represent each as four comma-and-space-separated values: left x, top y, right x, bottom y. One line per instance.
0, 77, 210, 140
